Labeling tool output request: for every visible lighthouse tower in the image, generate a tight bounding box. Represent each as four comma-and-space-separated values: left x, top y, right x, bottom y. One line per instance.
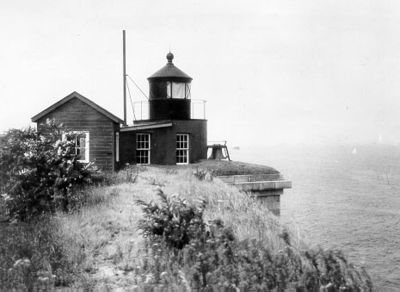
119, 53, 207, 165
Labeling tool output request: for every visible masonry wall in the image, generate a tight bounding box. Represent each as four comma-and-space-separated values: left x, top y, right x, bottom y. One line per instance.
119, 119, 207, 166
36, 97, 118, 171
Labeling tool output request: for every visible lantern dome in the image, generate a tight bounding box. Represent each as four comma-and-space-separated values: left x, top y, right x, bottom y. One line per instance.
148, 53, 192, 81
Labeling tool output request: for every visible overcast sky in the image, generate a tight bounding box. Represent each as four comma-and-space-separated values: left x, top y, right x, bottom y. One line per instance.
1, 0, 400, 146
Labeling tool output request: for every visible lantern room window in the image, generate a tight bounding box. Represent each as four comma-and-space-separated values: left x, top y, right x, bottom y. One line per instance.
167, 82, 191, 99
136, 133, 151, 164
176, 134, 189, 164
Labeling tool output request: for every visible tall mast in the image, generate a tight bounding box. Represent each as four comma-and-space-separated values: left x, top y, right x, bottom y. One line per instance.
122, 30, 127, 125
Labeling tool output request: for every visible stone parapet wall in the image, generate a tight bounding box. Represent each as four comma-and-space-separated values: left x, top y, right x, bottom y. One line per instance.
217, 173, 291, 216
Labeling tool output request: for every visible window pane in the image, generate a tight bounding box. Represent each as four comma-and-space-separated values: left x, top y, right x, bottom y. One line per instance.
185, 83, 191, 99
172, 82, 185, 99
167, 82, 172, 98
80, 147, 86, 159
79, 136, 86, 148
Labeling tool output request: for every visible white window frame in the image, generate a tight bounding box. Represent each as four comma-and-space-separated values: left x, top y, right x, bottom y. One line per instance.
61, 131, 90, 163
176, 133, 189, 165
136, 133, 151, 165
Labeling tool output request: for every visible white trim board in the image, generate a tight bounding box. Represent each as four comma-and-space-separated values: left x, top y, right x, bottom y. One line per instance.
120, 122, 173, 132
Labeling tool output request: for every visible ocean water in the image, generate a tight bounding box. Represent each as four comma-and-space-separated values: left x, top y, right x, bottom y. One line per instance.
232, 144, 400, 289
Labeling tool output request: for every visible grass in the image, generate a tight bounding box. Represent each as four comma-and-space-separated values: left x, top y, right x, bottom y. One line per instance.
149, 160, 280, 176
0, 165, 371, 290
194, 159, 280, 176
59, 166, 292, 289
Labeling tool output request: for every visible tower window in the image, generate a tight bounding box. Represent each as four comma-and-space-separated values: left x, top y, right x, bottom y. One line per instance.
176, 134, 189, 164
136, 133, 150, 164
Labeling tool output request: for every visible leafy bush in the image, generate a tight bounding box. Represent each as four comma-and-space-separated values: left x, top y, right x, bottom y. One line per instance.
136, 189, 206, 250
0, 120, 102, 220
136, 192, 373, 291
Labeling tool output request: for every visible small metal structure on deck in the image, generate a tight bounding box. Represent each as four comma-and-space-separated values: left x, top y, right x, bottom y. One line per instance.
207, 141, 231, 161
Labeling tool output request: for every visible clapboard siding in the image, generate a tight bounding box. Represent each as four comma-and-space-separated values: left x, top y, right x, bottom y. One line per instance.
37, 97, 119, 171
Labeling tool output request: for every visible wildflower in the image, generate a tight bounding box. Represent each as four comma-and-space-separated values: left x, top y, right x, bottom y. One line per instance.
144, 273, 154, 284
1, 193, 11, 201
160, 271, 168, 281
18, 168, 29, 175
13, 258, 31, 269
23, 151, 33, 158
37, 276, 49, 283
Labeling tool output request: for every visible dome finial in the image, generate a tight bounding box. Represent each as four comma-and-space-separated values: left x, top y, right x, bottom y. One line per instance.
166, 51, 174, 63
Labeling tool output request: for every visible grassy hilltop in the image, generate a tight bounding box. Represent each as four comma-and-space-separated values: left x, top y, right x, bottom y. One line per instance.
57, 165, 290, 288
0, 163, 372, 291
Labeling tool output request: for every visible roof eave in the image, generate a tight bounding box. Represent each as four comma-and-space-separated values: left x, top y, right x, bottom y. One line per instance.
120, 122, 173, 132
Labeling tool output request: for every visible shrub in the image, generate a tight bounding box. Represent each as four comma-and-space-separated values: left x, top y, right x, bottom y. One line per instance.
0, 120, 102, 220
136, 192, 373, 291
136, 189, 207, 250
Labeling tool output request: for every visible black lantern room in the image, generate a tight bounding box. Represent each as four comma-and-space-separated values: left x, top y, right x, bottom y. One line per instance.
147, 52, 192, 120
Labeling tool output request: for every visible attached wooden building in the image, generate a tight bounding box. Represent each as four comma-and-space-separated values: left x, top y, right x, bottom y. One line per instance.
32, 92, 123, 171
31, 53, 208, 171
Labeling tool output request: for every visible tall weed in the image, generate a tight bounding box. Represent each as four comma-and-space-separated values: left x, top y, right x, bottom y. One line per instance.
135, 191, 373, 291
0, 217, 83, 290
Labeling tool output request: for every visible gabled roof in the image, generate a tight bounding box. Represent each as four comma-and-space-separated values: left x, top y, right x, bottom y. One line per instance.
31, 91, 124, 124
